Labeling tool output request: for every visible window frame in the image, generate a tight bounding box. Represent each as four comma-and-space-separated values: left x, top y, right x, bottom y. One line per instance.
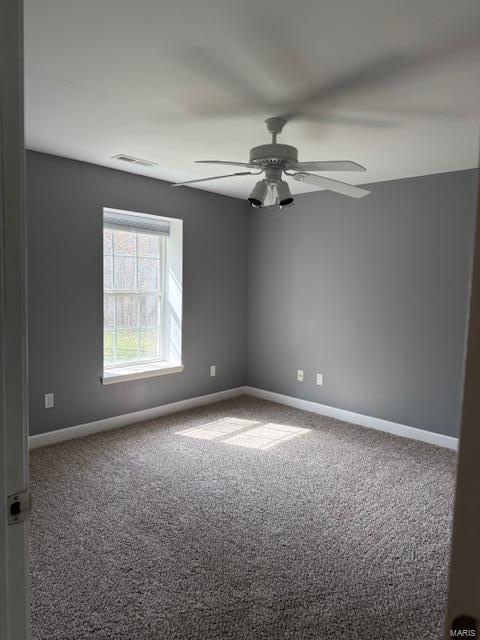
103, 222, 167, 370
101, 207, 184, 385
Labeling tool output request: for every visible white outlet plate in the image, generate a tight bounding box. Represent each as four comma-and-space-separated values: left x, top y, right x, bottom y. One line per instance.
297, 369, 304, 382
316, 373, 323, 386
44, 393, 54, 409
210, 365, 216, 377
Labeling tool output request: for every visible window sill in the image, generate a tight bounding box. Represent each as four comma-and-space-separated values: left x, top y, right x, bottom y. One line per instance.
101, 362, 184, 385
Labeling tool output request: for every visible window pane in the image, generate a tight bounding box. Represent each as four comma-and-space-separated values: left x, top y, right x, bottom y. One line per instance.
114, 256, 135, 290
104, 256, 113, 290
104, 294, 114, 329
140, 329, 159, 360
116, 330, 138, 362
103, 214, 169, 369
104, 330, 114, 364
140, 295, 159, 328
138, 233, 159, 257
138, 258, 159, 290
113, 229, 136, 256
115, 295, 139, 329
104, 229, 113, 255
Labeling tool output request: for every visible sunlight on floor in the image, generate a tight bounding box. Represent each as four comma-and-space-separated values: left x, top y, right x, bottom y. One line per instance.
225, 423, 310, 450
177, 418, 310, 450
177, 417, 258, 441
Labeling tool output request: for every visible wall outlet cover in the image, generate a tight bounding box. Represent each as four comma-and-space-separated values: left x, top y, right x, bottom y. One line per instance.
44, 393, 54, 409
210, 365, 216, 377
316, 373, 323, 386
297, 369, 304, 382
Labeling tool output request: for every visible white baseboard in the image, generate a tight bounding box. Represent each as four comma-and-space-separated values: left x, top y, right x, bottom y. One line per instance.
244, 386, 459, 450
30, 384, 458, 451
29, 387, 246, 449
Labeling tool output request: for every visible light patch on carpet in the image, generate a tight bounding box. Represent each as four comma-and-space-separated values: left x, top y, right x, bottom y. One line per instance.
177, 417, 310, 450
177, 417, 258, 440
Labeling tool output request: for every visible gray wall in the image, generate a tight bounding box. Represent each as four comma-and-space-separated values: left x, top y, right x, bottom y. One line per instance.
27, 151, 249, 435
247, 169, 478, 437
27, 153, 477, 439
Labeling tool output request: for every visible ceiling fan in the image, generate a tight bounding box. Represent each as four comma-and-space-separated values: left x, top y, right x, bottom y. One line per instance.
172, 116, 370, 208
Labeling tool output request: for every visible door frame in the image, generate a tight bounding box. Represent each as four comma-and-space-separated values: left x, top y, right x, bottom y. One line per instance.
445, 167, 480, 637
0, 0, 30, 638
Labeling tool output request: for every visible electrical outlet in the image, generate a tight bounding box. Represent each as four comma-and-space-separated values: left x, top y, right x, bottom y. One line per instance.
210, 365, 216, 377
316, 373, 323, 386
44, 393, 54, 409
297, 369, 304, 382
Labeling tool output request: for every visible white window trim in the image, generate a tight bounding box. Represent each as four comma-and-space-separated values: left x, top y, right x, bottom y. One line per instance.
102, 208, 184, 384
102, 361, 184, 385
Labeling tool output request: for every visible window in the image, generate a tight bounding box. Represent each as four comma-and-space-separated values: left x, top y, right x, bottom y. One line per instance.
102, 208, 183, 384
104, 226, 164, 366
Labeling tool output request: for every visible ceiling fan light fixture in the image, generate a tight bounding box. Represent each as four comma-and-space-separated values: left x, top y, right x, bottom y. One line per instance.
173, 118, 370, 204
248, 180, 269, 208
277, 180, 294, 208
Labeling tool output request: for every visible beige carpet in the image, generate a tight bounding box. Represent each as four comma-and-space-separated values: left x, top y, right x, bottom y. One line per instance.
30, 395, 456, 639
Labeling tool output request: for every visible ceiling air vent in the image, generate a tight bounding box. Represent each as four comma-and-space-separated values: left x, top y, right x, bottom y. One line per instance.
111, 154, 158, 168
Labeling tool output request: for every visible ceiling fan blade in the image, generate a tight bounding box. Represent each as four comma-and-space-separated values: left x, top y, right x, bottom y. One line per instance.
181, 46, 271, 110
196, 160, 256, 168
177, 26, 479, 125
293, 172, 370, 198
172, 171, 256, 187
275, 27, 480, 123
276, 55, 409, 122
293, 112, 394, 128
291, 161, 366, 172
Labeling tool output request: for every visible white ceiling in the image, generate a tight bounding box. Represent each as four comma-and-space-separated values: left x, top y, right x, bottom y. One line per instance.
25, 0, 480, 199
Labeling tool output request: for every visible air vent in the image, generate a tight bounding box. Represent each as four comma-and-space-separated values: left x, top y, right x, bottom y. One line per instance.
111, 154, 158, 168
134, 159, 158, 168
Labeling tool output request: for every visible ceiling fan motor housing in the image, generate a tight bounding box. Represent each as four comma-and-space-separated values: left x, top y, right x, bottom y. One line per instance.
249, 144, 298, 169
